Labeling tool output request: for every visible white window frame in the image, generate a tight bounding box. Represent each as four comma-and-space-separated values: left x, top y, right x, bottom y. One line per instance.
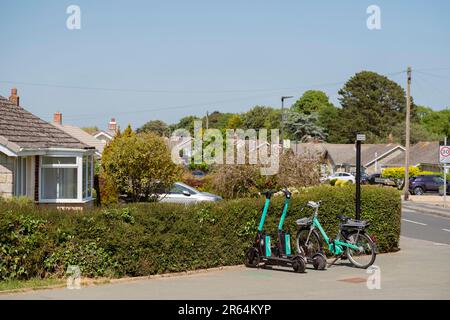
14, 157, 27, 196
39, 152, 94, 204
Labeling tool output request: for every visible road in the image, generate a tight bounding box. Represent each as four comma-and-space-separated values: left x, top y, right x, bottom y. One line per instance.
1, 201, 449, 300
401, 201, 450, 244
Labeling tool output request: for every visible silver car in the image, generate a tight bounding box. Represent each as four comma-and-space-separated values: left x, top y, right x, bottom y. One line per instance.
158, 182, 222, 204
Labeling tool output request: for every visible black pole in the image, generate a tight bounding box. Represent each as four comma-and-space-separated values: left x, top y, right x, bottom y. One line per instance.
355, 140, 361, 220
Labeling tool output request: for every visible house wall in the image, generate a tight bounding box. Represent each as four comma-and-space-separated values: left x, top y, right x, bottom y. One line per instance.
367, 148, 405, 174
0, 152, 14, 198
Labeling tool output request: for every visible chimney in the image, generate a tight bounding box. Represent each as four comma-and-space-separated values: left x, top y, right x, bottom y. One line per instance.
9, 88, 19, 106
108, 117, 117, 133
53, 112, 62, 125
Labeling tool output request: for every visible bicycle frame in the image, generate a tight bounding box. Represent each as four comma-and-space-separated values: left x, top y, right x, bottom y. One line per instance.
306, 208, 360, 255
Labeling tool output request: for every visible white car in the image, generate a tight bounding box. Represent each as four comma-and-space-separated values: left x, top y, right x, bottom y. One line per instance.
327, 172, 356, 184
158, 182, 222, 204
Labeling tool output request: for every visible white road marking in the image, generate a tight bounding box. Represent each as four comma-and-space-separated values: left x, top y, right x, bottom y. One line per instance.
442, 228, 450, 232
401, 219, 427, 226
433, 242, 450, 247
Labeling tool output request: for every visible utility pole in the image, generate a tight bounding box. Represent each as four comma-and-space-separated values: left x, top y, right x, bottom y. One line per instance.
206, 111, 209, 130
404, 67, 412, 201
280, 96, 293, 149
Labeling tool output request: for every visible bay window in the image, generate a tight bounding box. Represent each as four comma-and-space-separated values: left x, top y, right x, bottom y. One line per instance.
40, 153, 94, 203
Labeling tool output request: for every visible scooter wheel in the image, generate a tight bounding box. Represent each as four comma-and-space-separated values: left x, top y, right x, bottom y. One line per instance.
312, 253, 327, 270
293, 256, 306, 273
245, 247, 260, 268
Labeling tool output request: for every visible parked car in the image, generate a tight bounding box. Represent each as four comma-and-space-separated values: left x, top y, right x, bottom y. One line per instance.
158, 182, 222, 204
327, 172, 355, 184
367, 173, 395, 186
409, 175, 450, 195
191, 170, 206, 178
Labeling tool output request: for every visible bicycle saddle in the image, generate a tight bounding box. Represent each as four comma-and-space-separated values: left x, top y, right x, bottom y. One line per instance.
261, 190, 276, 199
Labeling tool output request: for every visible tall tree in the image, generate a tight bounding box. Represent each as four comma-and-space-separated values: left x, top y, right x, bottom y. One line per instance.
242, 106, 280, 130
284, 111, 327, 142
137, 120, 169, 136
291, 90, 334, 114
336, 71, 410, 143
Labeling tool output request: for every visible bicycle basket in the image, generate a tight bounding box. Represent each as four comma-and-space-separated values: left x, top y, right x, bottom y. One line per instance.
341, 219, 369, 229
296, 217, 312, 226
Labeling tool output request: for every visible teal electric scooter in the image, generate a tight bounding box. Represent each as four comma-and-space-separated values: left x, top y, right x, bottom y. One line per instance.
245, 190, 306, 273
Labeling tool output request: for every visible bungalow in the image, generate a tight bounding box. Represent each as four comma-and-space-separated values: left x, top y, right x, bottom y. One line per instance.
291, 142, 405, 176
383, 141, 442, 172
0, 89, 95, 209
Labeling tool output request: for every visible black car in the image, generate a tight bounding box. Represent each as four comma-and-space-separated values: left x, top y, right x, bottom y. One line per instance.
409, 175, 450, 195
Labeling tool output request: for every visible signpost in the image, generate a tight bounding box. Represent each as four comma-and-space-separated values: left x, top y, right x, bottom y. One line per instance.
440, 138, 449, 208
355, 133, 365, 220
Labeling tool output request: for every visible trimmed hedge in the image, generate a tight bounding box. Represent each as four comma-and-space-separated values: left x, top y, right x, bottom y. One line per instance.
0, 185, 401, 280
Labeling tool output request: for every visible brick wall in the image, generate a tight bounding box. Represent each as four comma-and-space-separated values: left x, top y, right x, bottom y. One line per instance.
0, 153, 14, 198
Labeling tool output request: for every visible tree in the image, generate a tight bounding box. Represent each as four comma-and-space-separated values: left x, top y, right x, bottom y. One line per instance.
284, 111, 327, 142
137, 120, 169, 136
242, 106, 280, 130
336, 71, 411, 143
417, 107, 450, 138
102, 130, 182, 202
226, 114, 243, 129
291, 90, 334, 114
170, 115, 200, 135
82, 126, 99, 134
203, 111, 232, 130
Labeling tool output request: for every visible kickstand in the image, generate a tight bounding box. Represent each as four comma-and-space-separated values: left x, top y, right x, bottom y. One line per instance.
327, 256, 341, 268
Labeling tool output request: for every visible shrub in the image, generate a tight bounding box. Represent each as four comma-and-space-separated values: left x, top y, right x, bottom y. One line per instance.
329, 178, 338, 186
0, 185, 401, 280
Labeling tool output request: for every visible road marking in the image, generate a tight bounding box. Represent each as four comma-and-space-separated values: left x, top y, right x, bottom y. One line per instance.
401, 219, 427, 226
442, 228, 450, 232
433, 242, 450, 247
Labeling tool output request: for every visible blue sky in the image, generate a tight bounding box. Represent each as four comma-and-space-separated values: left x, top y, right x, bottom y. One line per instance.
0, 0, 449, 130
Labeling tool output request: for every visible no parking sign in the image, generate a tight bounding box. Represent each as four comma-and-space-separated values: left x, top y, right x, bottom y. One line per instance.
440, 145, 450, 164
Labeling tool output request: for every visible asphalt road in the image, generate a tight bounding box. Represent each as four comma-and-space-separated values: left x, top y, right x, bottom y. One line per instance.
401, 203, 450, 245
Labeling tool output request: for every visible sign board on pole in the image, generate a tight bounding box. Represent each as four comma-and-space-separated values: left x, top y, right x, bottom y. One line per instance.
439, 145, 450, 164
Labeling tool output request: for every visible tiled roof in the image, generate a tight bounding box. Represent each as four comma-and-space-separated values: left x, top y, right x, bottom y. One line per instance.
385, 141, 440, 166
291, 142, 404, 166
52, 123, 107, 155
0, 95, 89, 152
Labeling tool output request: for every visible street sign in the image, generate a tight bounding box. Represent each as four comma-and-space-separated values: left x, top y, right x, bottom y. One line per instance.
356, 134, 366, 141
439, 145, 450, 164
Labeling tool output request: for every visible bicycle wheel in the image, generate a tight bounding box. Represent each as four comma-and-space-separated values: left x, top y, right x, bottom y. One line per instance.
346, 232, 376, 269
296, 228, 322, 258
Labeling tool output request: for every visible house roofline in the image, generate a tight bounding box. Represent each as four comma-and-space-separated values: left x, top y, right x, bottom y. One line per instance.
364, 145, 406, 167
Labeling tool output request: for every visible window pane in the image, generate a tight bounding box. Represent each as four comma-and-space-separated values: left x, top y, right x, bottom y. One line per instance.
42, 157, 76, 165
83, 157, 87, 198
42, 168, 78, 199
88, 156, 92, 197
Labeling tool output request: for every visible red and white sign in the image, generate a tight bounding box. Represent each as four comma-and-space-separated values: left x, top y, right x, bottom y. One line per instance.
440, 146, 450, 164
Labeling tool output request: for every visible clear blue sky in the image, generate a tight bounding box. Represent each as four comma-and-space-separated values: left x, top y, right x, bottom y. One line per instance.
1, 0, 449, 130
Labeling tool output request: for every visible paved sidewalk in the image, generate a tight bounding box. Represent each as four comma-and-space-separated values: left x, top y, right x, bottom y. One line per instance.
2, 236, 450, 300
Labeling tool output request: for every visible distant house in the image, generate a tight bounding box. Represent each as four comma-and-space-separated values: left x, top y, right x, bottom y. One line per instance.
384, 141, 442, 172
51, 112, 106, 158
291, 142, 405, 175
0, 89, 95, 209
92, 118, 118, 144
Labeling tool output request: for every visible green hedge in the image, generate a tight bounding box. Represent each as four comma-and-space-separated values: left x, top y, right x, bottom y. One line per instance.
0, 185, 401, 280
